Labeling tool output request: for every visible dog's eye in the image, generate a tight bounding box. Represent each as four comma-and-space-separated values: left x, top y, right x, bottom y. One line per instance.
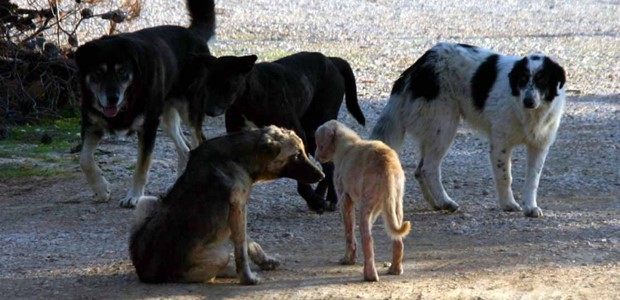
520, 74, 529, 84
534, 73, 544, 84
117, 68, 130, 79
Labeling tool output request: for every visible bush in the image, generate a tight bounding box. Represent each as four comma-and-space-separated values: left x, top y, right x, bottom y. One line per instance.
0, 0, 141, 127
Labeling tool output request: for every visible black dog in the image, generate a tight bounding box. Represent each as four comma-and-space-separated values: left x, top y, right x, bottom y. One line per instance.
130, 126, 325, 284
75, 0, 215, 208
193, 52, 366, 212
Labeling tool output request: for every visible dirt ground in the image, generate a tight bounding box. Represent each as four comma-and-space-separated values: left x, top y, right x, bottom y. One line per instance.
1, 0, 619, 299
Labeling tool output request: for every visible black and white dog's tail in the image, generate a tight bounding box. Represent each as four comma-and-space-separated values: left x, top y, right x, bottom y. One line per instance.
187, 0, 216, 41
370, 92, 407, 152
329, 57, 366, 126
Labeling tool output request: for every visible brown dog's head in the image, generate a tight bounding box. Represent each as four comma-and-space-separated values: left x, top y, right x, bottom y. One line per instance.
257, 126, 325, 184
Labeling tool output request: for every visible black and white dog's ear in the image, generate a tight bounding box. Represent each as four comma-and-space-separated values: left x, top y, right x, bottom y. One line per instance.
543, 57, 566, 100
508, 57, 529, 97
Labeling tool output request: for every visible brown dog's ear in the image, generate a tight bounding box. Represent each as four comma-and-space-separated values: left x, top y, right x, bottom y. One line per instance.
258, 135, 281, 159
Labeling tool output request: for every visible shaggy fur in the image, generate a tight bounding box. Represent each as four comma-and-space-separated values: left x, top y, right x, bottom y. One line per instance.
130, 126, 325, 284
75, 0, 215, 208
371, 42, 566, 218
315, 120, 411, 282
192, 52, 366, 213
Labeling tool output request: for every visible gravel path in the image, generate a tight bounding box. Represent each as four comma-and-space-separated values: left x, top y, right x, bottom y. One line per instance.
1, 0, 619, 299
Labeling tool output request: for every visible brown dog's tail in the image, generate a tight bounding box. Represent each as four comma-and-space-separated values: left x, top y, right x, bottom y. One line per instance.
382, 173, 411, 239
187, 0, 216, 42
329, 57, 366, 126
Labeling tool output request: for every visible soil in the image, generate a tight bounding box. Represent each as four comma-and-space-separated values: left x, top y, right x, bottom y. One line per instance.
1, 0, 619, 299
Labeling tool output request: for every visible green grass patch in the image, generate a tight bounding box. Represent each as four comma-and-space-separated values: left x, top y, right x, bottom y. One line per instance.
0, 117, 81, 179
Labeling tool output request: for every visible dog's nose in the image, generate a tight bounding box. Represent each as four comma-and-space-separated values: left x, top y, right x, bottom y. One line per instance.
523, 97, 536, 109
107, 94, 119, 105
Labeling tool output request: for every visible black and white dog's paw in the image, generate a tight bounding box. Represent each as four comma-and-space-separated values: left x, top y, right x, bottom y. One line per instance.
500, 201, 523, 212
524, 206, 543, 218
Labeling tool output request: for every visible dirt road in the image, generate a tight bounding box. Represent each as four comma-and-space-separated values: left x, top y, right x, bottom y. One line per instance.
1, 0, 618, 299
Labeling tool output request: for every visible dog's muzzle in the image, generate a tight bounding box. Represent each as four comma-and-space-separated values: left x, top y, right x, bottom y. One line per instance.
205, 105, 227, 117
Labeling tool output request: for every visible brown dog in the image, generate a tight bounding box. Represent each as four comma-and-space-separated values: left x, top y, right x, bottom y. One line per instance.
315, 120, 411, 282
130, 126, 324, 284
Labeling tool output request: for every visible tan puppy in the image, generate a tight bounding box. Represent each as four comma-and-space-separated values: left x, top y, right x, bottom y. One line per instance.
315, 120, 411, 282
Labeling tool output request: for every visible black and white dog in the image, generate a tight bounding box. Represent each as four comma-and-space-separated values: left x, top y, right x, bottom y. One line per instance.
75, 0, 215, 207
371, 42, 566, 218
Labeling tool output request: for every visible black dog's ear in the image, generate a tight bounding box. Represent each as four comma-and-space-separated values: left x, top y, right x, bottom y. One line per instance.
191, 52, 216, 67
508, 57, 529, 97
543, 57, 566, 101
235, 55, 258, 74
74, 42, 98, 70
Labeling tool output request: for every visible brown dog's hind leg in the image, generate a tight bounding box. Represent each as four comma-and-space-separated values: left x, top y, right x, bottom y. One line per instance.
248, 240, 280, 270
182, 245, 230, 283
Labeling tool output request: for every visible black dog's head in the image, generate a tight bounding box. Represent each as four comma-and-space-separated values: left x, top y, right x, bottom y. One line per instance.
192, 54, 258, 117
255, 126, 324, 184
508, 55, 566, 110
75, 36, 139, 118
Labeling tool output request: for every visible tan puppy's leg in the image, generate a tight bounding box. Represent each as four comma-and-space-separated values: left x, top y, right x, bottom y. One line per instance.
248, 240, 280, 270
340, 195, 356, 265
360, 205, 378, 282
388, 238, 404, 275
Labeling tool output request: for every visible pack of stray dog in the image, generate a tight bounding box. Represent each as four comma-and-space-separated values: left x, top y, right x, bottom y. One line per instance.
75, 0, 566, 284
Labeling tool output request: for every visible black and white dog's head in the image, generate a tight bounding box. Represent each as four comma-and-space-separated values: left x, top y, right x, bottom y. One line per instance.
75, 36, 137, 118
508, 55, 566, 110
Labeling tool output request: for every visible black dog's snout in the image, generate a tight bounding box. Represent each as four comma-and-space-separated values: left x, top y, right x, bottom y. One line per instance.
107, 94, 120, 105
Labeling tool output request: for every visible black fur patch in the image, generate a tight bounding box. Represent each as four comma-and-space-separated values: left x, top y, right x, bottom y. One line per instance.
391, 50, 440, 100
539, 57, 566, 101
508, 57, 530, 97
471, 54, 499, 111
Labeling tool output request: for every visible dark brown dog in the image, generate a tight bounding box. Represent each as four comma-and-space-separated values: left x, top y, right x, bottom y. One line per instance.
129, 126, 324, 284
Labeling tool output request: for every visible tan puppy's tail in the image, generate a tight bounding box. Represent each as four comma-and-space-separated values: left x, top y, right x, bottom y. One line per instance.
382, 173, 411, 239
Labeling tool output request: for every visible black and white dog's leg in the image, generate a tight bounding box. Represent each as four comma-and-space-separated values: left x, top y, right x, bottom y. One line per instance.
489, 139, 521, 212
416, 119, 460, 212
521, 145, 549, 218
120, 120, 159, 208
414, 158, 437, 209
80, 129, 110, 202
162, 106, 190, 176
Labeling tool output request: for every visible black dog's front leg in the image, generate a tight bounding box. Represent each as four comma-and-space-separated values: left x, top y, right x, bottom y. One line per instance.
313, 162, 337, 211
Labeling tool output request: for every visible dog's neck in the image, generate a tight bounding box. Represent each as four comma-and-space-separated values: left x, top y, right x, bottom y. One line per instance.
333, 132, 361, 163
